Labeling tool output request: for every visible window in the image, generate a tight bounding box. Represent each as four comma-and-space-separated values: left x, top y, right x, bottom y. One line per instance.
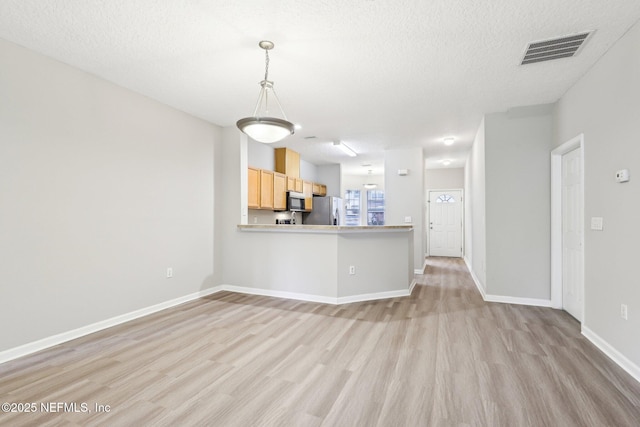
436, 194, 456, 203
344, 190, 361, 226
366, 190, 385, 225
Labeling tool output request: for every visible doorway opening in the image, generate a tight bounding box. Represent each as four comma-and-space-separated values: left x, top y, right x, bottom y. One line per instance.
551, 134, 584, 321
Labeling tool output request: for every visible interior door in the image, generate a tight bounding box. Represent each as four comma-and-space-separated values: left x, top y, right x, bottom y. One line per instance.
562, 147, 584, 321
429, 190, 462, 257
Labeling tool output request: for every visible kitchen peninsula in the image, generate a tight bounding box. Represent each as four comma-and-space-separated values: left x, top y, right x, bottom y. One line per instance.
235, 224, 415, 304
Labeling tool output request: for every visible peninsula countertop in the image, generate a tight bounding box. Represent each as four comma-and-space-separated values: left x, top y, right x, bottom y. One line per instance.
237, 224, 413, 233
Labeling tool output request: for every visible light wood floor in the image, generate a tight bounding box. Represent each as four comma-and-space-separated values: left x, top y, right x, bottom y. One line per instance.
1, 257, 639, 426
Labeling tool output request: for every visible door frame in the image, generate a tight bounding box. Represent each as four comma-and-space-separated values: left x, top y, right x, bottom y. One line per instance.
426, 188, 464, 257
550, 134, 584, 317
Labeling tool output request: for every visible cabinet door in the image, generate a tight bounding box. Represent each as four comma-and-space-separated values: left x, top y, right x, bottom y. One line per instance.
273, 173, 287, 211
302, 180, 313, 197
294, 178, 303, 193
248, 167, 260, 209
312, 183, 322, 195
287, 176, 296, 191
260, 170, 274, 209
319, 185, 327, 196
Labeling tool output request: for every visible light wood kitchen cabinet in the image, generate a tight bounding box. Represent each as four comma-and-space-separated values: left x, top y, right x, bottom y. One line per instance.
302, 180, 313, 197
260, 170, 274, 209
248, 167, 260, 209
286, 176, 303, 193
273, 172, 287, 211
275, 148, 300, 178
312, 183, 327, 196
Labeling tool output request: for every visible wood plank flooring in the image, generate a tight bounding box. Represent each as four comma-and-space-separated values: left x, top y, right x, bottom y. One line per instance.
1, 257, 639, 426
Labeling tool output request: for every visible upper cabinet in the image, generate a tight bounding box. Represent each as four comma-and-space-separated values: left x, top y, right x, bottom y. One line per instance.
248, 167, 260, 209
273, 172, 287, 211
248, 147, 328, 212
275, 148, 300, 178
259, 170, 274, 210
312, 183, 327, 196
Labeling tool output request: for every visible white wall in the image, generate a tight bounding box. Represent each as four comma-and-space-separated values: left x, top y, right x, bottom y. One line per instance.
0, 38, 220, 352
484, 106, 553, 300
555, 20, 640, 368
385, 147, 423, 270
425, 168, 464, 189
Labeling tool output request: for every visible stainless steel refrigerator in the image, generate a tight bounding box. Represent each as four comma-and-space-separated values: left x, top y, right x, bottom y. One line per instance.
304, 196, 344, 225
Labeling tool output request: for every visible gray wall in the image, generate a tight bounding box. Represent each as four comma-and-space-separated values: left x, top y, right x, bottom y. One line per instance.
425, 168, 464, 189
555, 20, 640, 365
465, 119, 487, 288
0, 38, 220, 352
385, 147, 424, 269
465, 105, 553, 301
484, 106, 553, 299
317, 164, 342, 197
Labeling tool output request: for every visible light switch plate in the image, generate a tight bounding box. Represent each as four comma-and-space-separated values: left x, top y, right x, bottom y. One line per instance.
404, 216, 412, 223
591, 217, 603, 231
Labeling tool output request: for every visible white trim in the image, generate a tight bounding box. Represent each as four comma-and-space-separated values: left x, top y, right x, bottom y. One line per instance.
550, 134, 585, 315
220, 285, 337, 305
0, 286, 223, 365
582, 326, 640, 383
414, 259, 428, 275
337, 280, 416, 304
0, 281, 419, 365
464, 256, 486, 298
222, 282, 416, 305
483, 294, 552, 307
464, 256, 551, 307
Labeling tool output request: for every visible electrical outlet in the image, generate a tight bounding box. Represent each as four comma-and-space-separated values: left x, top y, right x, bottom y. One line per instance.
349, 265, 356, 275
621, 304, 628, 320
166, 267, 173, 278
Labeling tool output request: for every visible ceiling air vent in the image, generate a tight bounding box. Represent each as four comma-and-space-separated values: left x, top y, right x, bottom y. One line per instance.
521, 31, 593, 65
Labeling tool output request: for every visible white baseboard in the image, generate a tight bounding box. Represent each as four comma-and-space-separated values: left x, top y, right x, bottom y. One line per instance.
582, 326, 640, 383
463, 257, 551, 307
483, 294, 552, 307
464, 256, 486, 299
414, 259, 428, 275
220, 285, 337, 305
0, 281, 418, 365
0, 286, 223, 365
222, 282, 415, 305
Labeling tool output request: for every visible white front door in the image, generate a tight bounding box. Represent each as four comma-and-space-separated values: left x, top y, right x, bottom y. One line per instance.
428, 190, 463, 257
562, 147, 584, 321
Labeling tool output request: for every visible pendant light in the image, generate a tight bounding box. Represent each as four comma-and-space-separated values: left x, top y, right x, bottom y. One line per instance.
363, 169, 378, 189
236, 41, 295, 143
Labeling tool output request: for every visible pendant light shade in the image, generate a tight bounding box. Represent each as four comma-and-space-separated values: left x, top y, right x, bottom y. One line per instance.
237, 117, 295, 144
236, 41, 295, 144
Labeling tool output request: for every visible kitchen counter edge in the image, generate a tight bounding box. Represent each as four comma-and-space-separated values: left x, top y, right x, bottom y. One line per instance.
237, 224, 413, 234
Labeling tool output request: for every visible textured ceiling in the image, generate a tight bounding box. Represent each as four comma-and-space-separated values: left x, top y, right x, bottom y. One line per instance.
1, 1, 639, 176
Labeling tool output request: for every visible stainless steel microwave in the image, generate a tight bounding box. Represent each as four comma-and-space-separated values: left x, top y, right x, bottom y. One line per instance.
287, 191, 306, 212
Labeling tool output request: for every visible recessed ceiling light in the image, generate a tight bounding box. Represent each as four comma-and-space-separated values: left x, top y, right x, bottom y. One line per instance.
443, 137, 455, 146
